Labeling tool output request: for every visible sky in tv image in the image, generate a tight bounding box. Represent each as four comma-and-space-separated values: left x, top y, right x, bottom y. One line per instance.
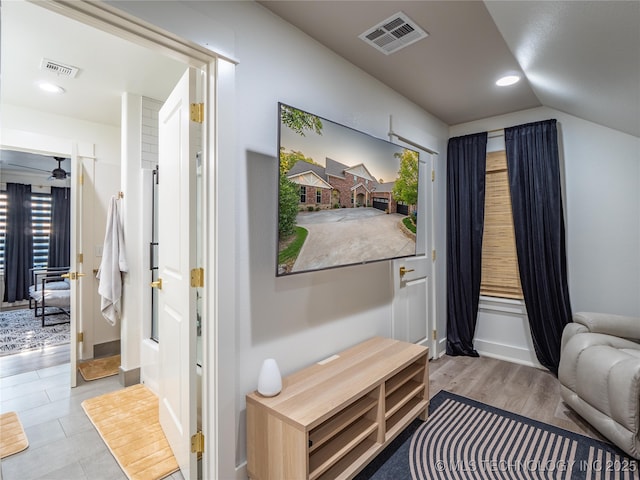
277, 104, 418, 276
279, 108, 401, 183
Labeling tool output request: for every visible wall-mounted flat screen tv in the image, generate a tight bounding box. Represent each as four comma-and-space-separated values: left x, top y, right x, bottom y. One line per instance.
276, 103, 420, 276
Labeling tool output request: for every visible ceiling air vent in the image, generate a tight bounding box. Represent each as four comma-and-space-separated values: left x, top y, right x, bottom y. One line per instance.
40, 58, 79, 78
359, 12, 428, 55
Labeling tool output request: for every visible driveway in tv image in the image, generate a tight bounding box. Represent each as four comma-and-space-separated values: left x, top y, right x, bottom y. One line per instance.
291, 207, 415, 273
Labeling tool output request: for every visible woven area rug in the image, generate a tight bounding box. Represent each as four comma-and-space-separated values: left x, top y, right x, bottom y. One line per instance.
357, 390, 639, 480
0, 412, 29, 458
0, 308, 69, 356
82, 384, 179, 480
78, 354, 121, 381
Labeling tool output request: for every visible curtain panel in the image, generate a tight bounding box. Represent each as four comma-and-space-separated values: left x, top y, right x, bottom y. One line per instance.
48, 187, 71, 268
505, 119, 572, 375
446, 132, 488, 357
3, 183, 33, 302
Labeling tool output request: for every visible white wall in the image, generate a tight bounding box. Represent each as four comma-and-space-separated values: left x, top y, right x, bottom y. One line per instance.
216, 4, 448, 471
1, 104, 122, 357
109, 1, 448, 476
450, 106, 640, 363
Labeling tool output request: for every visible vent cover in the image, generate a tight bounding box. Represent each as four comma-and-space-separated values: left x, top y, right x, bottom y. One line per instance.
40, 58, 79, 78
359, 12, 428, 55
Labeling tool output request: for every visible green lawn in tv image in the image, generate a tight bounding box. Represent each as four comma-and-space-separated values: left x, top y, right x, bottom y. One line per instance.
277, 104, 419, 276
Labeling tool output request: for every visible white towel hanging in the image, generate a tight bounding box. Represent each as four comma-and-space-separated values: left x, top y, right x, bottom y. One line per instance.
97, 195, 128, 325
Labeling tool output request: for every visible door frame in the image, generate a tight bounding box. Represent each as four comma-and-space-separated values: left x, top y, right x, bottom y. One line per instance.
34, 1, 236, 478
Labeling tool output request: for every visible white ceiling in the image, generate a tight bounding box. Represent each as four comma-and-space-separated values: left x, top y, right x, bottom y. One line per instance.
260, 0, 640, 137
0, 0, 187, 175
1, 0, 639, 148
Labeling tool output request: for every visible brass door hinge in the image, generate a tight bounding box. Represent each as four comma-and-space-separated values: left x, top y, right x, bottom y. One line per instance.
431, 170, 435, 182
432, 250, 436, 261
432, 329, 437, 340
191, 268, 204, 288
79, 174, 84, 185
77, 332, 84, 342
78, 253, 84, 264
191, 431, 204, 453
190, 103, 204, 123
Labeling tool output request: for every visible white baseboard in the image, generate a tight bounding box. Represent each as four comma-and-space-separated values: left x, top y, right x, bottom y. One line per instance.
474, 338, 543, 369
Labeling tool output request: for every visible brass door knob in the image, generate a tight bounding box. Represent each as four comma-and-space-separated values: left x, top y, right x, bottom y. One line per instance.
399, 266, 415, 277
62, 272, 85, 280
151, 278, 163, 289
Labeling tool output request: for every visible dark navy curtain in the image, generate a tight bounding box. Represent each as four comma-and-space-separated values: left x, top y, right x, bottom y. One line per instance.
446, 132, 487, 357
505, 119, 572, 375
48, 187, 71, 268
3, 183, 33, 302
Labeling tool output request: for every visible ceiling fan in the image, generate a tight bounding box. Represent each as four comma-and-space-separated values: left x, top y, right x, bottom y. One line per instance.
49, 156, 70, 180
5, 156, 71, 180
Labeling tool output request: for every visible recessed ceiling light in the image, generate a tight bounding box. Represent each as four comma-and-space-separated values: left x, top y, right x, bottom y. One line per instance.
496, 75, 521, 87
38, 82, 65, 94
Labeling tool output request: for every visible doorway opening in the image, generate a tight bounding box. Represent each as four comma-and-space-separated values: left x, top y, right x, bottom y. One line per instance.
2, 0, 230, 476
0, 150, 72, 372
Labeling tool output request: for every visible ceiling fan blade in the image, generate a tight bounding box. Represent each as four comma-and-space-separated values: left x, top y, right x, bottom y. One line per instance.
5, 163, 51, 174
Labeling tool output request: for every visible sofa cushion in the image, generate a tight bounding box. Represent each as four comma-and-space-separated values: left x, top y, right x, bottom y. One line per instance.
30, 281, 69, 292
575, 344, 640, 433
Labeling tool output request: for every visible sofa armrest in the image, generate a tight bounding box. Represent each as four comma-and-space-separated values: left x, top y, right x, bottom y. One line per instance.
573, 312, 640, 340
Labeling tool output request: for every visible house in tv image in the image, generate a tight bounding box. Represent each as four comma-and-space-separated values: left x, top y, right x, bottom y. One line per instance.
286, 157, 410, 214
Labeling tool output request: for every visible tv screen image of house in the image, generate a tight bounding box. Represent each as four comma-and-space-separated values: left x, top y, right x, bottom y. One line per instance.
277, 103, 420, 276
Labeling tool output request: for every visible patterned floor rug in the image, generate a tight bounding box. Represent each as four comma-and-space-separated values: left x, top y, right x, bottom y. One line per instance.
0, 308, 70, 356
357, 390, 639, 480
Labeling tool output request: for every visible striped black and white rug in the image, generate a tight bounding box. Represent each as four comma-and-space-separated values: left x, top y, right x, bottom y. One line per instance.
0, 308, 69, 356
358, 391, 639, 480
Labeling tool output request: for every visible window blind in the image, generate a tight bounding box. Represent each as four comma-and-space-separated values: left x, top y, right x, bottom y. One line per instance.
480, 151, 523, 299
32, 193, 52, 269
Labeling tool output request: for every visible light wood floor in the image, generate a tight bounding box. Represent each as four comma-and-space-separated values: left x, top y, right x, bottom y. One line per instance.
0, 344, 70, 378
0, 343, 611, 477
2, 345, 607, 443
428, 353, 608, 444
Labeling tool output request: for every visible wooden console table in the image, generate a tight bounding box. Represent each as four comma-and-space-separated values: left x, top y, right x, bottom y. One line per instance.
246, 337, 429, 480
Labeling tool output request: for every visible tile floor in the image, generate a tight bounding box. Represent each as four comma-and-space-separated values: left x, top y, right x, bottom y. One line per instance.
0, 350, 185, 480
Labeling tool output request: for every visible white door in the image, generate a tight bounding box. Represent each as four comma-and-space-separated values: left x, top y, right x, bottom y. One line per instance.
392, 256, 431, 349
157, 67, 199, 479
69, 153, 84, 388
391, 152, 435, 354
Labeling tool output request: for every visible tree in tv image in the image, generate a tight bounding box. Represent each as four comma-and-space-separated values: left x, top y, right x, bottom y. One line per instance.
277, 104, 418, 276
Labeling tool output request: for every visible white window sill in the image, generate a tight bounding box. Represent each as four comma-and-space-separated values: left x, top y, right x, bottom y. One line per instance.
479, 295, 527, 316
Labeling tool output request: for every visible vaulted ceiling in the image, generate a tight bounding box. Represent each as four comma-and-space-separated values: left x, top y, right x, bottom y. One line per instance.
1, 0, 639, 142
260, 1, 640, 137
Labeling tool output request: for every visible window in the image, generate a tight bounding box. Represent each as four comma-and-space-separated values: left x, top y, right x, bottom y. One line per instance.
316, 189, 321, 203
0, 191, 52, 273
480, 151, 523, 299
300, 185, 306, 203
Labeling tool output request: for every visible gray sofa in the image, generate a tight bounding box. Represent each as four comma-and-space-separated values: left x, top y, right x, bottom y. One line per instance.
559, 311, 640, 459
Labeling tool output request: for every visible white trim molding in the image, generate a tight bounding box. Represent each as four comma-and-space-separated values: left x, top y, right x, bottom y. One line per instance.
474, 296, 543, 368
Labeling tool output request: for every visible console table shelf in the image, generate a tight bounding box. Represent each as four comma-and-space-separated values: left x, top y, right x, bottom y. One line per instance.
246, 337, 429, 480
